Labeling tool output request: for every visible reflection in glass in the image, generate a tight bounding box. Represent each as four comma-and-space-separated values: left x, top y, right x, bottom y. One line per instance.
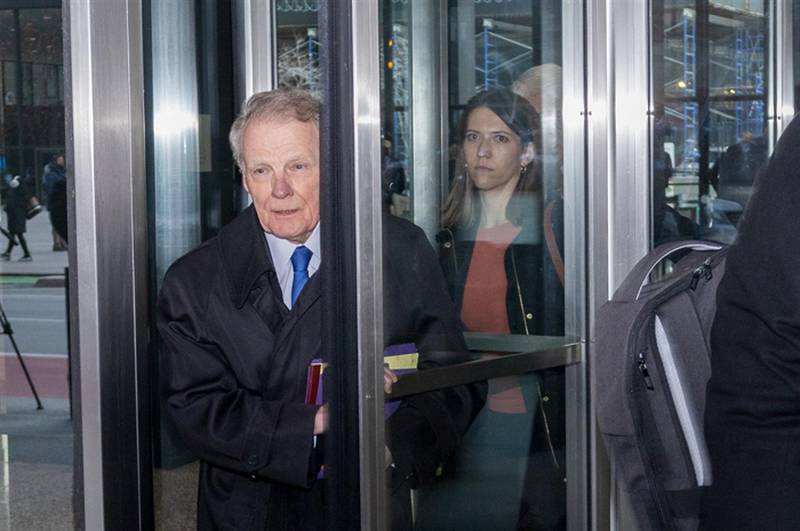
0, 7, 71, 530
413, 367, 565, 531
423, 89, 565, 531
276, 2, 320, 93
380, 2, 567, 529
151, 0, 201, 283
149, 2, 202, 529
381, 0, 411, 219
652, 1, 768, 246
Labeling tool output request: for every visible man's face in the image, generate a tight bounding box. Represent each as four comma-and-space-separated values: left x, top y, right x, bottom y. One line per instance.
241, 117, 320, 244
56, 155, 65, 168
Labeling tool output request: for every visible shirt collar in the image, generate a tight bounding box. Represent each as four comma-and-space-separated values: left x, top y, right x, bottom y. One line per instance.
264, 223, 321, 269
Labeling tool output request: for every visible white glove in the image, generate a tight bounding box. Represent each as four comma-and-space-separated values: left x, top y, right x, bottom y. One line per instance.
8, 176, 19, 189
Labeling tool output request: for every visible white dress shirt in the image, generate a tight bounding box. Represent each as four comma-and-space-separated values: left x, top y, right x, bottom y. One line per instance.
265, 224, 322, 309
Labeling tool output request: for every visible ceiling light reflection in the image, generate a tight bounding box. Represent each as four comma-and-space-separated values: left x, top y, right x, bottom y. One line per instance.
153, 107, 198, 138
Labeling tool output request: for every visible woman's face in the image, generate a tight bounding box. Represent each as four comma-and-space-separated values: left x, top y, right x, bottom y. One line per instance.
462, 106, 533, 194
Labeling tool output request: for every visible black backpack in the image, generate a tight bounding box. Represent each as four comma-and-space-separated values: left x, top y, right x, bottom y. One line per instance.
595, 240, 728, 530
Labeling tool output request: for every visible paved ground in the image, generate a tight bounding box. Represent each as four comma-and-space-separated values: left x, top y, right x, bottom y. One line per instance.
0, 214, 198, 530
0, 215, 72, 529
0, 212, 68, 278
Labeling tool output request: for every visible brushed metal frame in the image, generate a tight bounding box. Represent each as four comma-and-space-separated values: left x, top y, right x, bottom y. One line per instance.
350, 0, 387, 528
611, 1, 652, 528
233, 0, 276, 99
232, 0, 276, 210
409, 0, 445, 242
608, 0, 651, 286
585, 0, 652, 529
69, 0, 150, 528
562, 1, 590, 529
585, 0, 613, 528
775, 0, 794, 140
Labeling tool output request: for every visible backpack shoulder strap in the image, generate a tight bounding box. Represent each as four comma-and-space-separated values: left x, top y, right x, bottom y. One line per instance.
615, 240, 724, 302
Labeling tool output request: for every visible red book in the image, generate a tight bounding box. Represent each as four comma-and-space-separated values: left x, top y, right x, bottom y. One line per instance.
305, 343, 418, 417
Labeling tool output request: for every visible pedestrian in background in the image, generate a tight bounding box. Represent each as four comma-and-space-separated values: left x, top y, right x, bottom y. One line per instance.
2, 175, 33, 262
43, 154, 67, 251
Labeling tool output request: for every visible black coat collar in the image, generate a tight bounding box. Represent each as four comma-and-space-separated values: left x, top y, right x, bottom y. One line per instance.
219, 206, 322, 314
219, 206, 275, 309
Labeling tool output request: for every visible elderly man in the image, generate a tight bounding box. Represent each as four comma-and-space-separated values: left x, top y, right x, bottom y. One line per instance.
158, 88, 483, 531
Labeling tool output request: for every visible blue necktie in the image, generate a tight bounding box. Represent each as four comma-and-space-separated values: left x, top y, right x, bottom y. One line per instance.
290, 245, 313, 305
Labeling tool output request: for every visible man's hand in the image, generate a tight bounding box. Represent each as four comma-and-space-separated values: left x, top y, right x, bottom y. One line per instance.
384, 366, 398, 394
314, 404, 329, 435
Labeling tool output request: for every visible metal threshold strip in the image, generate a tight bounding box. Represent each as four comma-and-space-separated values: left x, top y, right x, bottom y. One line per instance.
388, 341, 583, 400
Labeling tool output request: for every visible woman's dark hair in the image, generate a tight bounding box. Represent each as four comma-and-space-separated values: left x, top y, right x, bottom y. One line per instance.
442, 88, 541, 228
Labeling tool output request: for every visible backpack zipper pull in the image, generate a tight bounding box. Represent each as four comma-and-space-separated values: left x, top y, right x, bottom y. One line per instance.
703, 258, 713, 281
690, 259, 713, 290
637, 351, 654, 390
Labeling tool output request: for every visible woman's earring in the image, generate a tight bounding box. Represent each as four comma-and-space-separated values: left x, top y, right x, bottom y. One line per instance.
520, 163, 528, 174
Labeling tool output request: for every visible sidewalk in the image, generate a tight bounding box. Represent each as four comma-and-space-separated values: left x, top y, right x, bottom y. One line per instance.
0, 212, 68, 278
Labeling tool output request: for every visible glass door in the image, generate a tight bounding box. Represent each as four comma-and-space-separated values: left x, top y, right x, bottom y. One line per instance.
651, 0, 773, 248
145, 1, 238, 528
142, 0, 590, 529
373, 1, 588, 529
0, 5, 71, 530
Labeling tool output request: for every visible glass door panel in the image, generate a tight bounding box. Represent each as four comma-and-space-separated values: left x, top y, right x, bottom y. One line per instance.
407, 366, 569, 531
0, 6, 70, 530
378, 1, 580, 529
652, 0, 770, 247
146, 2, 238, 528
150, 3, 348, 530
276, 2, 320, 92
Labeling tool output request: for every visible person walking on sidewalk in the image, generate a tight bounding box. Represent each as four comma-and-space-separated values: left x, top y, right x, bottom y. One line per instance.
1, 175, 33, 262
43, 154, 67, 251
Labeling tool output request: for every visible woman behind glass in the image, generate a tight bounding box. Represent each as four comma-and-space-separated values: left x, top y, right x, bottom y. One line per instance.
416, 88, 565, 530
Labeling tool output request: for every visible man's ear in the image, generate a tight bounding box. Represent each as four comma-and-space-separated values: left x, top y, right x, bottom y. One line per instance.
520, 143, 536, 166
240, 169, 251, 195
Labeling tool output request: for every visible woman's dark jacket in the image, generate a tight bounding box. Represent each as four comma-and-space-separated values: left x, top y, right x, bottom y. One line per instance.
436, 200, 566, 459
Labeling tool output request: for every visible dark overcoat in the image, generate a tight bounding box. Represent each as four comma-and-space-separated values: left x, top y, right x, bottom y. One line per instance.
703, 115, 800, 529
4, 182, 29, 234
158, 206, 484, 530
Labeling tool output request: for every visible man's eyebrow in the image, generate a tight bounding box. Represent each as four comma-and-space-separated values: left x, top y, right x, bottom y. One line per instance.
284, 153, 317, 164
247, 161, 272, 173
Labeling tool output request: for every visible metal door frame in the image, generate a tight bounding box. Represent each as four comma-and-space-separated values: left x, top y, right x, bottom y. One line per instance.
68, 0, 151, 529
65, 0, 798, 528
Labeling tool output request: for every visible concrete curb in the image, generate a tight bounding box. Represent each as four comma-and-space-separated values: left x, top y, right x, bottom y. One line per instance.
33, 276, 66, 288
0, 274, 67, 288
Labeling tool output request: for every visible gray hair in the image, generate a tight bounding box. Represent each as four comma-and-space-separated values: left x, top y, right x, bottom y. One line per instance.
512, 63, 562, 113
228, 88, 320, 169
